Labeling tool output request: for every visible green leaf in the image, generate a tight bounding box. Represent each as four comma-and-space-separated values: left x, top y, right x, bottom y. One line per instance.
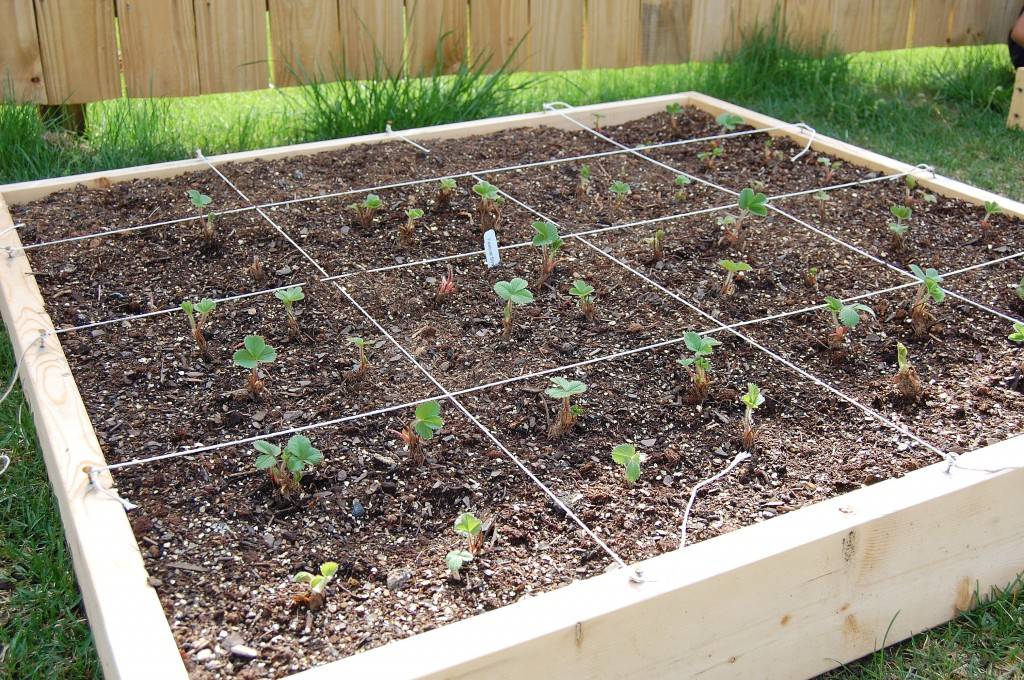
715, 112, 744, 130
293, 571, 314, 584
824, 296, 843, 313
180, 300, 194, 316
610, 180, 631, 196
737, 187, 768, 216
473, 181, 499, 200
839, 305, 863, 328
683, 331, 704, 353
888, 223, 908, 235
625, 458, 642, 484
446, 549, 473, 575
890, 205, 912, 221
454, 512, 482, 537
320, 562, 339, 579
814, 190, 830, 202
348, 336, 365, 347
439, 177, 457, 190
414, 401, 443, 440
494, 278, 534, 305
545, 376, 587, 399
255, 454, 278, 470
984, 200, 1002, 216
569, 280, 595, 299
531, 221, 562, 248
195, 298, 216, 315
665, 103, 682, 115
1009, 323, 1024, 343
242, 335, 277, 363
362, 194, 382, 209
406, 208, 424, 219
274, 286, 305, 305
232, 348, 258, 369
740, 382, 764, 410
896, 341, 909, 370
718, 259, 752, 273
286, 435, 322, 466
674, 174, 691, 186
611, 443, 636, 465
187, 189, 212, 208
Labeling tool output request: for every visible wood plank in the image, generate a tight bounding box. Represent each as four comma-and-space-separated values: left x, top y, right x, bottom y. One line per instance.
1010, 67, 1024, 131
874, 0, 914, 50
949, 0, 997, 46
469, 0, 529, 71
831, 0, 877, 53
586, 0, 642, 68
33, 0, 120, 103
0, 0, 47, 103
641, 0, 692, 65
783, 0, 836, 50
983, 0, 1020, 44
193, 0, 269, 93
116, 0, 201, 98
0, 195, 188, 679
293, 434, 1024, 679
689, 0, 739, 61
407, 0, 467, 75
340, 0, 404, 79
269, 0, 341, 85
737, 0, 782, 42
910, 0, 954, 47
527, 0, 583, 71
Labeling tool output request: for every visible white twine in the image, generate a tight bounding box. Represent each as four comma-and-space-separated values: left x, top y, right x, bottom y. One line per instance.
385, 123, 431, 154
789, 123, 817, 162
680, 451, 751, 547
0, 454, 9, 477
87, 467, 137, 511
0, 330, 51, 407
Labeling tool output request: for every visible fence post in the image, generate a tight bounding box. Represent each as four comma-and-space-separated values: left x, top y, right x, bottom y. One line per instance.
1010, 68, 1024, 131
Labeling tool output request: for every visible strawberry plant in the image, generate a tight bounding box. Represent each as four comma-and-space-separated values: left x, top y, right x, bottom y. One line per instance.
610, 180, 631, 208
494, 278, 534, 337
817, 156, 843, 183
718, 259, 752, 297
396, 400, 443, 466
349, 193, 383, 229
892, 341, 923, 400
454, 511, 485, 553
739, 382, 764, 452
645, 228, 666, 261
348, 336, 370, 378
274, 285, 305, 337
718, 188, 767, 247
611, 443, 646, 485
909, 264, 944, 338
434, 264, 457, 307
805, 266, 820, 290
399, 208, 424, 247
233, 335, 277, 398
576, 164, 592, 201
568, 279, 597, 321
532, 221, 564, 286
473, 180, 504, 231
445, 549, 473, 579
437, 177, 457, 210
823, 296, 874, 353
677, 331, 721, 403
981, 200, 1002, 239
292, 561, 338, 610
698, 145, 724, 168
665, 102, 683, 130
674, 174, 691, 201
716, 112, 744, 132
546, 376, 586, 437
813, 190, 830, 222
187, 189, 217, 247
254, 435, 323, 497
888, 205, 912, 253
180, 297, 216, 357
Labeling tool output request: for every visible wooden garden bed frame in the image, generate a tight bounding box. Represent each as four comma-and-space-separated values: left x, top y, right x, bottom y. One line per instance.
2, 93, 1024, 680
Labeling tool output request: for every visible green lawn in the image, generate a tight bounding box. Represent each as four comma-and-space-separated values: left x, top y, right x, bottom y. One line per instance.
1, 26, 1023, 678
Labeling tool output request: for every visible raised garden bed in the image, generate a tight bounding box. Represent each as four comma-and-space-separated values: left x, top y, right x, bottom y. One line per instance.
2, 93, 1023, 680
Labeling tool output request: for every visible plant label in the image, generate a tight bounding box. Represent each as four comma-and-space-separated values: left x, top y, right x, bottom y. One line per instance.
484, 229, 500, 268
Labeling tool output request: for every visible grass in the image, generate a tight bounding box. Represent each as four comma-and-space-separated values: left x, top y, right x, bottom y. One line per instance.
1, 22, 1023, 678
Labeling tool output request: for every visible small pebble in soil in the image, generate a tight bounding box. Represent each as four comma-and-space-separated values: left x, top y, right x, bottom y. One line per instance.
387, 568, 411, 591
351, 499, 365, 518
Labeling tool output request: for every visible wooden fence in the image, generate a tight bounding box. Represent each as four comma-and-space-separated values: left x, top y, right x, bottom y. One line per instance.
2, 0, 1021, 105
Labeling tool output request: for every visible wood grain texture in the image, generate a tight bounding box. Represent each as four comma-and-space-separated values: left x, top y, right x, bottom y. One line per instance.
0, 195, 187, 679
1010, 67, 1024, 131
340, 0, 404, 79
586, 0, 642, 68
194, 0, 269, 93
469, 0, 529, 71
911, 0, 954, 46
527, 0, 583, 71
874, 0, 914, 50
641, 0, 692, 64
117, 0, 201, 98
33, 0, 120, 103
983, 0, 1020, 44
0, 0, 46, 103
407, 0, 467, 76
784, 0, 837, 48
269, 0, 341, 85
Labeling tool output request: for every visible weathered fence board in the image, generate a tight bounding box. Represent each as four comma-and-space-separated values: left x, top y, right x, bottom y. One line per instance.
470, 0, 529, 70
269, 0, 342, 85
527, 0, 583, 72
194, 0, 269, 93
0, 0, 46, 103
33, 0, 120, 103
341, 0, 405, 79
587, 0, 643, 68
408, 0, 467, 75
642, 0, 693, 65
117, 0, 201, 98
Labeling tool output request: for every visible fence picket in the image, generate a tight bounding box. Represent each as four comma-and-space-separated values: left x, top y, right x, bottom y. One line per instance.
408, 0, 468, 76
194, 0, 269, 93
269, 0, 341, 85
0, 0, 46, 103
33, 0, 120, 103
117, 0, 201, 97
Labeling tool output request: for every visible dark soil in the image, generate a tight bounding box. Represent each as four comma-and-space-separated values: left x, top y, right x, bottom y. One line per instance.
8, 105, 1023, 678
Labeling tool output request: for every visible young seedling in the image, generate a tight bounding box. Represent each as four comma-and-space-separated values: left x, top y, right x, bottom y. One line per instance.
454, 511, 485, 554
739, 382, 764, 452
718, 188, 768, 247
180, 297, 216, 356
644, 228, 666, 261
274, 285, 305, 337
716, 112, 744, 132
674, 174, 691, 201
823, 295, 875, 352
568, 279, 597, 321
254, 435, 323, 497
981, 200, 1002, 239
904, 174, 918, 204
436, 177, 457, 210
187, 189, 217, 247
718, 259, 752, 297
473, 180, 504, 231
665, 102, 683, 130
813, 190, 830, 222
1016, 276, 1024, 303
576, 164, 592, 202
445, 549, 473, 579
399, 207, 424, 247
232, 335, 277, 398
1009, 323, 1024, 373
611, 443, 646, 485
762, 137, 775, 161
396, 400, 443, 466
532, 220, 564, 286
434, 264, 457, 307
610, 180, 631, 209
805, 266, 820, 290
697, 145, 724, 168
909, 264, 944, 338
247, 254, 265, 284
892, 341, 923, 401
591, 112, 606, 130
347, 336, 370, 379
545, 376, 586, 437
349, 193, 383, 229
817, 156, 843, 184
494, 278, 534, 337
292, 561, 338, 611
717, 213, 741, 248
676, 331, 721, 404
888, 204, 912, 253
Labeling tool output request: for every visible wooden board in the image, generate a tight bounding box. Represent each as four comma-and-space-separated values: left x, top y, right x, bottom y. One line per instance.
469, 0, 529, 71
586, 0, 643, 68
407, 0, 467, 76
194, 0, 269, 94
0, 0, 47, 103
911, 0, 954, 47
1010, 67, 1024, 131
269, 0, 342, 85
4, 92, 1024, 680
33, 0, 120, 103
641, 0, 692, 65
340, 0, 405, 79
689, 0, 740, 62
117, 0, 201, 98
526, 0, 583, 72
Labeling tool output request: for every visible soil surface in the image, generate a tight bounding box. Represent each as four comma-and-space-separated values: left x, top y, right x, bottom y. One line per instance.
9, 105, 1024, 678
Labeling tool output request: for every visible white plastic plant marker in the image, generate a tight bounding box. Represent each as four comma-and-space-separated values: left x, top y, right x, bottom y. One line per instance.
483, 229, 500, 267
